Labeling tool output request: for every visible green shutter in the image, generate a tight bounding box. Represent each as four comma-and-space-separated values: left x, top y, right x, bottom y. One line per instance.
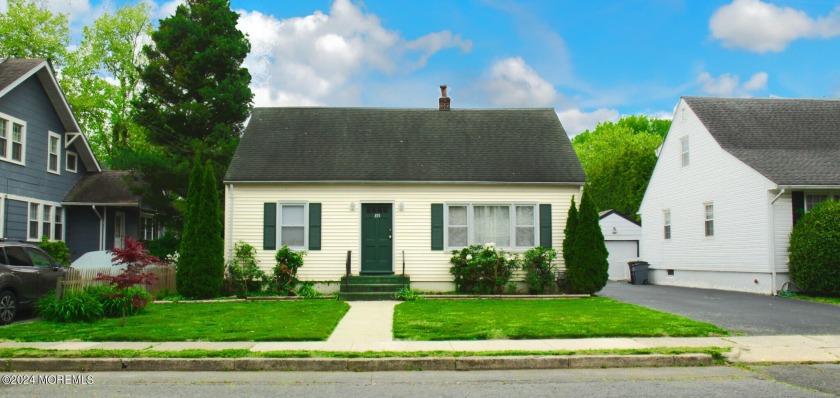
309, 203, 321, 250
264, 203, 276, 250
539, 204, 552, 248
431, 203, 444, 250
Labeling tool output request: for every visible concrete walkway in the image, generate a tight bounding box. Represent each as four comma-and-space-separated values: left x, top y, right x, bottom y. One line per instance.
2, 301, 839, 364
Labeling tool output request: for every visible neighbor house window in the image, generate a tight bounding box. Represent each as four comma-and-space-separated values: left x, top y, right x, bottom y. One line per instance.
804, 194, 837, 212
279, 203, 306, 249
140, 214, 157, 240
47, 132, 60, 174
0, 114, 26, 165
42, 205, 52, 239
27, 203, 62, 241
66, 152, 78, 173
28, 203, 39, 240
54, 208, 63, 241
704, 202, 714, 237
680, 136, 690, 167
445, 204, 537, 249
663, 209, 671, 240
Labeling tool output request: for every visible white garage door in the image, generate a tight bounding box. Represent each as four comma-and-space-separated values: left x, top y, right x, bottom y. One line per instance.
605, 240, 638, 281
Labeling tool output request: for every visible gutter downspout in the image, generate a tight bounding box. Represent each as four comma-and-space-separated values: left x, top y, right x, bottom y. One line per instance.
768, 189, 786, 295
91, 205, 104, 251
227, 184, 235, 261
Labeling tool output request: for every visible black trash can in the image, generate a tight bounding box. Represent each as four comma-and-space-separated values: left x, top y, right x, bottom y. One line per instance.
628, 261, 650, 285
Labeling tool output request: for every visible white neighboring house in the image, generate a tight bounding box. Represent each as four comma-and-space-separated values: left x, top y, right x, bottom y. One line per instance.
639, 97, 840, 295
599, 210, 641, 281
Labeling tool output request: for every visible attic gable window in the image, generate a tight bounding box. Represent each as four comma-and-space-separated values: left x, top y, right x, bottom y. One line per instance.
66, 152, 78, 173
663, 209, 671, 240
0, 113, 26, 166
680, 136, 690, 167
704, 202, 714, 237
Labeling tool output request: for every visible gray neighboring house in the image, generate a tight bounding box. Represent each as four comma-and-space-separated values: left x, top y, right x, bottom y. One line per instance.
639, 97, 840, 294
0, 58, 159, 260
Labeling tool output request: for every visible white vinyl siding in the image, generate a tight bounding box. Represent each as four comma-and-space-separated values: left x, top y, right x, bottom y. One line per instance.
0, 113, 26, 165
227, 184, 579, 283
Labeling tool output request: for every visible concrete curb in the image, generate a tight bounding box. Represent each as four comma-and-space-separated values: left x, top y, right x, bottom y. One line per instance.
3, 354, 713, 372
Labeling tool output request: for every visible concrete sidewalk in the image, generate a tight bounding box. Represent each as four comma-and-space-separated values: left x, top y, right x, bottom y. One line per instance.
1, 301, 839, 366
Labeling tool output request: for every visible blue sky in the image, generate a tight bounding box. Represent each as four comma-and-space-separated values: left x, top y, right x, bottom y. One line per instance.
7, 0, 840, 134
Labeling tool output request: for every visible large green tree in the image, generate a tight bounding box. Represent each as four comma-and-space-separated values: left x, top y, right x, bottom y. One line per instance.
572, 115, 669, 220
178, 157, 224, 298
564, 188, 609, 294
61, 2, 153, 165
127, 0, 253, 227
0, 0, 69, 63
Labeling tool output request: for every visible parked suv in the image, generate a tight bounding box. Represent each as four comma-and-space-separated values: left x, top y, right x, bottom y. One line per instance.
0, 240, 68, 325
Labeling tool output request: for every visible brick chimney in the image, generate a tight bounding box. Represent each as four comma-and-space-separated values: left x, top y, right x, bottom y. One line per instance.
439, 84, 450, 111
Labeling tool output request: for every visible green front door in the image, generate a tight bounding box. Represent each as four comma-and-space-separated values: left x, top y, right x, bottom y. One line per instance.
361, 203, 393, 274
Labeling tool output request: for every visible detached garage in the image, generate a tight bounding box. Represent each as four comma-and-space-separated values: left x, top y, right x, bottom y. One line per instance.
599, 210, 641, 281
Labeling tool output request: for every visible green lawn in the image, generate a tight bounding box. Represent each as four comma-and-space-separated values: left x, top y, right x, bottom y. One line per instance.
393, 298, 728, 340
0, 301, 349, 342
791, 295, 840, 306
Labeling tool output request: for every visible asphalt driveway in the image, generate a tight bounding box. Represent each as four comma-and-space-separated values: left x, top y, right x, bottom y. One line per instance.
598, 281, 840, 335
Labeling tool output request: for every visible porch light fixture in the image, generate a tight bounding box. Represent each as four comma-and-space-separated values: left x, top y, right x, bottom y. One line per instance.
399, 202, 405, 211
612, 227, 617, 235
350, 202, 356, 211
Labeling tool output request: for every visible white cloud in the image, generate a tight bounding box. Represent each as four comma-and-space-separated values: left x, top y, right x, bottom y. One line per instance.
237, 0, 471, 107
556, 108, 619, 136
710, 0, 840, 52
696, 71, 768, 97
156, 0, 183, 19
484, 57, 557, 107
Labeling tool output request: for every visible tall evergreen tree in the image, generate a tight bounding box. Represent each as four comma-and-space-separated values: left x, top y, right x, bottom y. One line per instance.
177, 157, 224, 298
565, 188, 609, 294
562, 196, 578, 269
128, 0, 253, 228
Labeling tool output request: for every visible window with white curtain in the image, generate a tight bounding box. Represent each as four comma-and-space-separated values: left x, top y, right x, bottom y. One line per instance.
446, 204, 536, 249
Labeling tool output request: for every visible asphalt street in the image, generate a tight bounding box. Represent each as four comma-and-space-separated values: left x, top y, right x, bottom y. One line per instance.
1, 366, 837, 397
599, 281, 840, 335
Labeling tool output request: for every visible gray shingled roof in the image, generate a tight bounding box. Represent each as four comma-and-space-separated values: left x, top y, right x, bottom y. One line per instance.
225, 107, 586, 184
63, 171, 142, 205
684, 97, 840, 186
0, 58, 45, 93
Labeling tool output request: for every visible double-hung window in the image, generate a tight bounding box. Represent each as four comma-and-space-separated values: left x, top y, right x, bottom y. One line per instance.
680, 136, 690, 167
28, 203, 39, 240
446, 204, 537, 249
140, 214, 157, 240
27, 203, 63, 241
704, 202, 714, 237
279, 203, 306, 249
663, 209, 671, 240
0, 114, 25, 165
66, 152, 78, 172
47, 132, 60, 174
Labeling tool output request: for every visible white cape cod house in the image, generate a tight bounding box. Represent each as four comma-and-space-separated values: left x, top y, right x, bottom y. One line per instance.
223, 90, 586, 291
639, 97, 840, 294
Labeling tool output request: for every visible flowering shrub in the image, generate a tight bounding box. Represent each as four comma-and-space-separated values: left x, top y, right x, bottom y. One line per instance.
272, 245, 305, 295
449, 243, 519, 294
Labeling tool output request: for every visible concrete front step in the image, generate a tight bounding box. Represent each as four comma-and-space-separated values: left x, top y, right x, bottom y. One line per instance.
341, 275, 410, 285
341, 284, 407, 293
338, 292, 399, 301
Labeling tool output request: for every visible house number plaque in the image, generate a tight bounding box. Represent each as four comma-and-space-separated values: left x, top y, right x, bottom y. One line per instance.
374, 214, 381, 218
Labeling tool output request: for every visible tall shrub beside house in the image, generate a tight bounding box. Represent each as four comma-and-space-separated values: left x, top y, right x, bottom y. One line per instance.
565, 189, 609, 294
562, 196, 578, 269
178, 157, 224, 298
789, 200, 840, 296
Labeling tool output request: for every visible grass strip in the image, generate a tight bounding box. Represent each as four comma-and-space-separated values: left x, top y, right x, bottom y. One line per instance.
0, 301, 350, 342
789, 295, 840, 306
394, 298, 728, 340
0, 346, 729, 362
